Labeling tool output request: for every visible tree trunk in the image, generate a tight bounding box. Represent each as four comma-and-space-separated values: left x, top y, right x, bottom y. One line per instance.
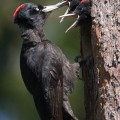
81, 0, 120, 120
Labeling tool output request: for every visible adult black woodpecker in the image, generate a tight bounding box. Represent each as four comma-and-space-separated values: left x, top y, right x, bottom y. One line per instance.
60, 0, 91, 32
13, 3, 79, 120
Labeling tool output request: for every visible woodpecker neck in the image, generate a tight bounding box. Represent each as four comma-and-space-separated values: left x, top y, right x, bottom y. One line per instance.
34, 25, 47, 41
21, 25, 47, 45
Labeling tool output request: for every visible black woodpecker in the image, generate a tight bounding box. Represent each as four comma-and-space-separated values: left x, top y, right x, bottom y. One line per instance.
13, 3, 79, 120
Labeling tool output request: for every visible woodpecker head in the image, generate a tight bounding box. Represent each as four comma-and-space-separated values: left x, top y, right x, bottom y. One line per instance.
59, 0, 91, 32
13, 2, 67, 29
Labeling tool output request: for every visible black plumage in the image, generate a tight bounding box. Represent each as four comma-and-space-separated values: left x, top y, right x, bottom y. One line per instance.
13, 3, 79, 120
59, 0, 91, 32
74, 0, 91, 16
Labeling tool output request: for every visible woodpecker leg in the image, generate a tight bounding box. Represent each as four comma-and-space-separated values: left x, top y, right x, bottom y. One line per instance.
76, 70, 82, 81
75, 55, 93, 65
75, 55, 83, 66
75, 55, 93, 80
75, 55, 93, 67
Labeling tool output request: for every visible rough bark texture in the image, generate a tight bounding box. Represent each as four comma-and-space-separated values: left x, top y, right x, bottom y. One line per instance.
81, 0, 120, 120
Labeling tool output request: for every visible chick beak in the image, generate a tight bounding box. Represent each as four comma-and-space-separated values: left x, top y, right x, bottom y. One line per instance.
59, 13, 79, 33
59, 13, 77, 18
60, 1, 71, 23
65, 15, 79, 33
42, 1, 67, 12
60, 7, 69, 23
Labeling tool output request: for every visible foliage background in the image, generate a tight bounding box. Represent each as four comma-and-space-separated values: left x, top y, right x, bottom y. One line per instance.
0, 0, 85, 119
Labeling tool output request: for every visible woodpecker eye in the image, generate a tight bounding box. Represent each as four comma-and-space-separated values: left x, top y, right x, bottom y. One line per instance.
30, 7, 40, 15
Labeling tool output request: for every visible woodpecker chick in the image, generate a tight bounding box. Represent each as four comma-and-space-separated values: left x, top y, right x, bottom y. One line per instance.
60, 0, 91, 32
60, 0, 80, 23
13, 3, 79, 120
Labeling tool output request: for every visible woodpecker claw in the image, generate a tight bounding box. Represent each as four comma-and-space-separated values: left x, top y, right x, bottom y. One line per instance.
65, 16, 79, 33
42, 1, 67, 12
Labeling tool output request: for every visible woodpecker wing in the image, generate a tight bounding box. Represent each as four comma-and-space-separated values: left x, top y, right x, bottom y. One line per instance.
33, 65, 63, 120
31, 42, 64, 120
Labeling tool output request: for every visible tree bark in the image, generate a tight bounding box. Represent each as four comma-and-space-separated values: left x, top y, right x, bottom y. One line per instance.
81, 0, 120, 120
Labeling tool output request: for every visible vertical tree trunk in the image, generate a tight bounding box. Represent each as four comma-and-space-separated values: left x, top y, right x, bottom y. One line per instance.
81, 0, 120, 120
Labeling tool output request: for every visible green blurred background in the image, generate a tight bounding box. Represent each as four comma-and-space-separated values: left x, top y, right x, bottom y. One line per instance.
0, 0, 85, 120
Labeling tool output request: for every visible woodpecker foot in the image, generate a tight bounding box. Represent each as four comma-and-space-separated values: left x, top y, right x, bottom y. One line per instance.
75, 55, 83, 67
75, 55, 93, 66
74, 55, 82, 80
77, 73, 82, 80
